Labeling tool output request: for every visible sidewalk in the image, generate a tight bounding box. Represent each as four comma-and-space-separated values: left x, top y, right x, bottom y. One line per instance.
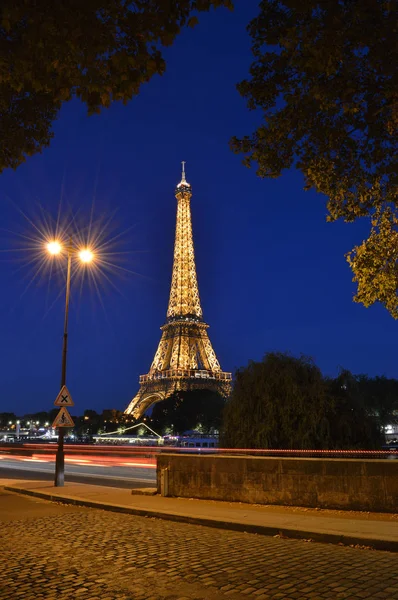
3, 478, 398, 552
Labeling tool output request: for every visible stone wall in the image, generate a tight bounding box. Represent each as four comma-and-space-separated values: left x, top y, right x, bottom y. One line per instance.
156, 454, 398, 512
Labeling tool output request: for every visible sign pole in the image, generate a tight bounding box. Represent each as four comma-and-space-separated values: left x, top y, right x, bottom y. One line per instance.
54, 239, 72, 487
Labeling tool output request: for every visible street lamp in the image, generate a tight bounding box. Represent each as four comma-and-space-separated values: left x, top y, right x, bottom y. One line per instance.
47, 237, 94, 487
47, 241, 62, 255
79, 249, 94, 263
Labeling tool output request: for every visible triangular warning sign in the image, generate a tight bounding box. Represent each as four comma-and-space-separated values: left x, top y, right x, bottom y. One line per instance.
52, 407, 75, 428
54, 385, 74, 407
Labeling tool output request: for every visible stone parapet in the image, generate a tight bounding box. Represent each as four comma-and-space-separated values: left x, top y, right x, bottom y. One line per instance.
157, 454, 398, 512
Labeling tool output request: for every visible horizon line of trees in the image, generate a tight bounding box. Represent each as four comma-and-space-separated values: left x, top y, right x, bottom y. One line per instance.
221, 353, 397, 450
0, 408, 137, 438
1, 352, 398, 449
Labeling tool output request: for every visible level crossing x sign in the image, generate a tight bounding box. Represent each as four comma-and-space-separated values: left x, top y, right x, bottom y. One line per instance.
52, 407, 75, 428
54, 385, 74, 407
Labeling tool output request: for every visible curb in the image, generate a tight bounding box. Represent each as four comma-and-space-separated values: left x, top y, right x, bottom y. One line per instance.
5, 485, 397, 553
131, 487, 157, 496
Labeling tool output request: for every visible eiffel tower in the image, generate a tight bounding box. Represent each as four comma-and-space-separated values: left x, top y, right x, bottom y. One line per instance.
125, 163, 232, 419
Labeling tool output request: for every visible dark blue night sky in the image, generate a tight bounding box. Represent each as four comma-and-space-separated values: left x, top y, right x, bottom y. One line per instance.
1, 2, 397, 416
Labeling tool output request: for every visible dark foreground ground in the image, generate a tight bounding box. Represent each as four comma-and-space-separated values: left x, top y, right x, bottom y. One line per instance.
1, 488, 397, 600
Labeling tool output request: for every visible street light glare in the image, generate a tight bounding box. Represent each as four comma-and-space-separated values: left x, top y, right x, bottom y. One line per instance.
47, 241, 62, 255
79, 248, 94, 263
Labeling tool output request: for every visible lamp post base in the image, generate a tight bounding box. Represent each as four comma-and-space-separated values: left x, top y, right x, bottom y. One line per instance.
54, 429, 65, 487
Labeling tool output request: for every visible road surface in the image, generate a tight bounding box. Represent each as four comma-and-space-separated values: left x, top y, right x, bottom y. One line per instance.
0, 453, 156, 488
0, 486, 397, 600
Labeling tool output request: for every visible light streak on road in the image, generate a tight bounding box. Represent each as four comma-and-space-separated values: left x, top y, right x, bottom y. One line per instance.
0, 451, 157, 489
0, 453, 156, 469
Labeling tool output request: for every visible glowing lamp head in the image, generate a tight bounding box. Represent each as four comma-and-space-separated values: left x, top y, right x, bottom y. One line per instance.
79, 248, 94, 264
47, 241, 62, 255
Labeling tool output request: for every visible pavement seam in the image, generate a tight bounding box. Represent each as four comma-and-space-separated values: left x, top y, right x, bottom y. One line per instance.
4, 485, 397, 554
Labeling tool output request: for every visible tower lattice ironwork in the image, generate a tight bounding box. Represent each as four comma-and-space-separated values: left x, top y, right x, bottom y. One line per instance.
125, 163, 232, 419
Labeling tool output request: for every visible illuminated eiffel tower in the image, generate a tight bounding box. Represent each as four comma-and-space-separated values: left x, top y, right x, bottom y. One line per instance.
125, 163, 232, 419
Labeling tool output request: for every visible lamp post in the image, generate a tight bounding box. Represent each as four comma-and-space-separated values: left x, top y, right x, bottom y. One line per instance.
47, 237, 94, 487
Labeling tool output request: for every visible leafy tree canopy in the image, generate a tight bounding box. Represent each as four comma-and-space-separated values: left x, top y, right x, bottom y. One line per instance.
221, 352, 383, 449
325, 370, 384, 449
0, 412, 17, 426
150, 389, 225, 435
231, 0, 398, 316
356, 373, 398, 427
221, 352, 330, 449
0, 0, 231, 172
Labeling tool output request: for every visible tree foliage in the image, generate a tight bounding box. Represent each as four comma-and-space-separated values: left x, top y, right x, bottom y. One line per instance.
221, 352, 383, 449
0, 412, 17, 427
221, 353, 330, 449
356, 373, 398, 428
325, 370, 383, 449
0, 0, 231, 172
231, 0, 398, 316
346, 207, 398, 317
150, 389, 225, 435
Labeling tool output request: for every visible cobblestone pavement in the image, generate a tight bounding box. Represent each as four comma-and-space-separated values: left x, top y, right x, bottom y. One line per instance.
1, 493, 397, 600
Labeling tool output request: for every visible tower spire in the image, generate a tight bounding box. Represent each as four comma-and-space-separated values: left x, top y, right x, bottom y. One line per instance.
168, 162, 200, 320
177, 160, 190, 188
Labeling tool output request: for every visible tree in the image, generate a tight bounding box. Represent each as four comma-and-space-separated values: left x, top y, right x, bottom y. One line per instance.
0, 412, 17, 427
151, 389, 225, 435
220, 352, 383, 449
221, 352, 330, 449
0, 0, 231, 172
102, 409, 124, 423
356, 374, 398, 430
326, 370, 383, 449
22, 411, 50, 425
82, 409, 101, 434
231, 0, 398, 316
